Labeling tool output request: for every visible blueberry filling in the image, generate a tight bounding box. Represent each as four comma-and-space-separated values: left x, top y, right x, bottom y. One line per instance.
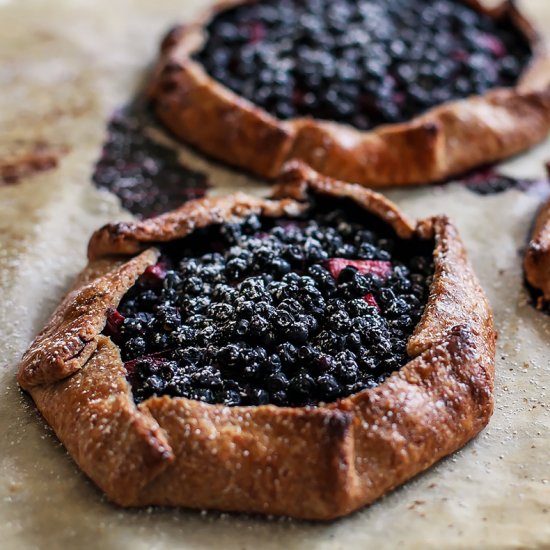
194, 0, 531, 130
107, 203, 434, 407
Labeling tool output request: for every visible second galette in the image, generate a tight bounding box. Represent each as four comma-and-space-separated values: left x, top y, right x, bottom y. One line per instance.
149, 0, 550, 187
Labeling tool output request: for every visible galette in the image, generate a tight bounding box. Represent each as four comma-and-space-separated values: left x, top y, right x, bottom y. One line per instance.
525, 197, 550, 308
18, 162, 496, 519
149, 0, 550, 187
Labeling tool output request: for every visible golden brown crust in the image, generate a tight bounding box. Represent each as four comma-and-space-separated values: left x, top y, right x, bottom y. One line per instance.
148, 0, 550, 187
18, 166, 496, 520
88, 192, 306, 260
335, 325, 494, 516
137, 397, 356, 518
30, 336, 175, 505
271, 161, 416, 238
18, 249, 159, 389
524, 198, 550, 307
408, 217, 494, 356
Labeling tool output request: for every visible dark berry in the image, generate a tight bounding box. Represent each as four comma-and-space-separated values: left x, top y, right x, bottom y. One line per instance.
316, 374, 341, 400
289, 372, 316, 400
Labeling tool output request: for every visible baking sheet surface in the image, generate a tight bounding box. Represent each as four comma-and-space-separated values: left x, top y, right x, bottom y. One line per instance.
0, 1, 549, 548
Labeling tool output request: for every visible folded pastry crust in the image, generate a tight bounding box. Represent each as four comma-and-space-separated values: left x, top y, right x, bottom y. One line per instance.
148, 0, 550, 188
18, 163, 496, 519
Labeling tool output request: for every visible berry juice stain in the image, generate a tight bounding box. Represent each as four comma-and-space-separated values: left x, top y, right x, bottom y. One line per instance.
93, 102, 209, 218
459, 167, 550, 197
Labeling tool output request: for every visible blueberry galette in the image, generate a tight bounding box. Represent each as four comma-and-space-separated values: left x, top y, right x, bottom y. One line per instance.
18, 163, 495, 519
149, 0, 550, 187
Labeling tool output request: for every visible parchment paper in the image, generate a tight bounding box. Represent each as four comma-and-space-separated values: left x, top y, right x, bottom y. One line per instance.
1, 0, 549, 548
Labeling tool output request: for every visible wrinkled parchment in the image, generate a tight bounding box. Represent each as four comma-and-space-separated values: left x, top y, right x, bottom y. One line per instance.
0, 0, 549, 548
